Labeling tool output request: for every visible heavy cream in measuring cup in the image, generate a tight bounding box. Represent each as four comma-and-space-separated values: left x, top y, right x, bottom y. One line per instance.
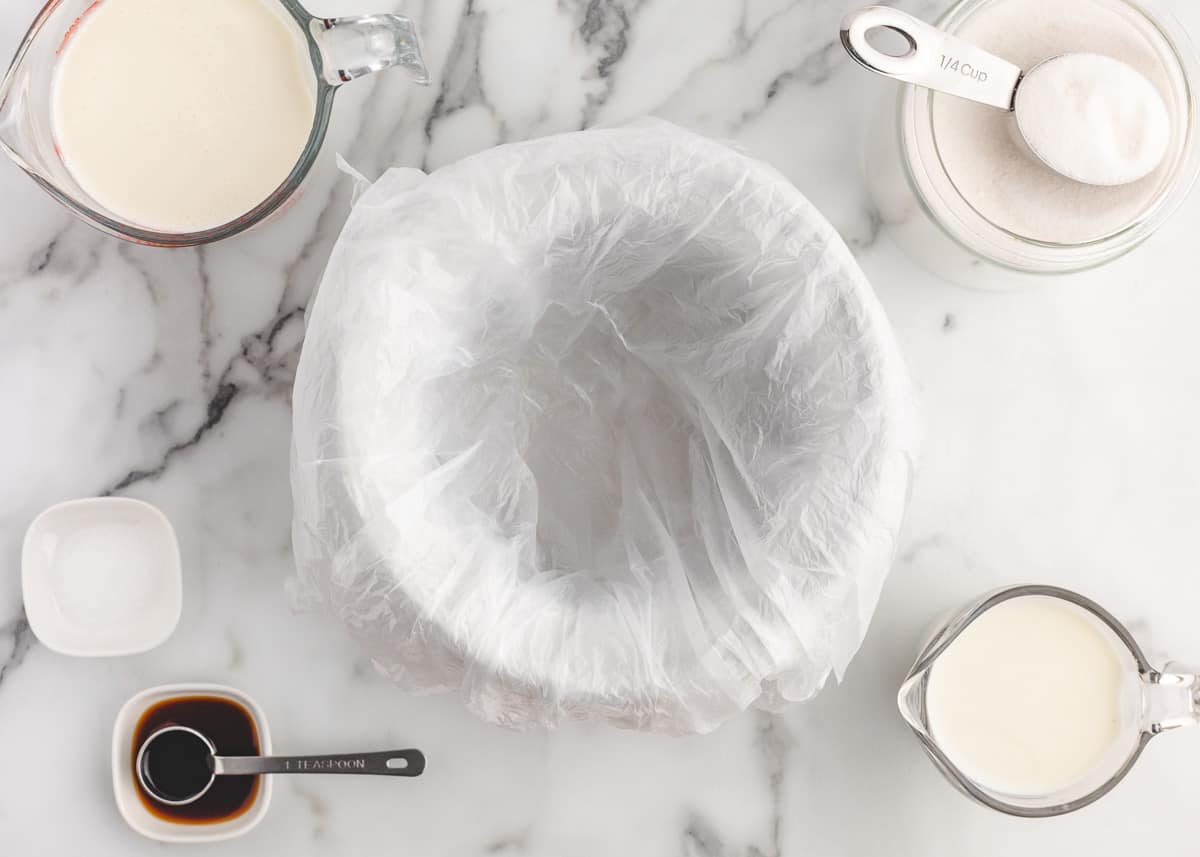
52, 0, 316, 233
925, 595, 1127, 796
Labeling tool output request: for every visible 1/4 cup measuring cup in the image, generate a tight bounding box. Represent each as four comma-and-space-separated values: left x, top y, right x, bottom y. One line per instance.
0, 0, 429, 246
859, 0, 1200, 286
898, 585, 1200, 817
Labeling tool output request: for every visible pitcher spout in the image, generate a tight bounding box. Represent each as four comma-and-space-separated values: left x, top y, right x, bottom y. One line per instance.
0, 64, 32, 171
0, 50, 63, 187
312, 14, 430, 87
897, 668, 932, 736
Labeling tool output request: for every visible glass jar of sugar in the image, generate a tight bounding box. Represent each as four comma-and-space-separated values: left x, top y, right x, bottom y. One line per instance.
865, 0, 1200, 287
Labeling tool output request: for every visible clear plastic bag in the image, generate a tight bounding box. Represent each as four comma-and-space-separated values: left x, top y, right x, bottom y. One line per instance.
290, 120, 918, 734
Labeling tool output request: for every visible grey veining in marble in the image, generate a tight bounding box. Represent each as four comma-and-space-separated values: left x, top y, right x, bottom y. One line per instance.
3, 0, 1200, 854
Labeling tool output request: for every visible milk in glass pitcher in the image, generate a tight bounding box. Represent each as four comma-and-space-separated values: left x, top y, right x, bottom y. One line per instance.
898, 585, 1199, 816
0, 0, 429, 245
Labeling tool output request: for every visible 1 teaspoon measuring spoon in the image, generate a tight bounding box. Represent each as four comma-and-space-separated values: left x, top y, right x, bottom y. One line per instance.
136, 724, 426, 807
840, 6, 1171, 186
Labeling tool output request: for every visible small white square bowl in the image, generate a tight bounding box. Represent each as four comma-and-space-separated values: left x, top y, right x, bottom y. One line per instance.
112, 684, 273, 843
22, 497, 182, 656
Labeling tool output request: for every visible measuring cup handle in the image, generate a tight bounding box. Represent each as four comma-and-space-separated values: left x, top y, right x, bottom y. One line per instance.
311, 14, 430, 86
839, 6, 1021, 110
1142, 668, 1200, 733
213, 749, 426, 777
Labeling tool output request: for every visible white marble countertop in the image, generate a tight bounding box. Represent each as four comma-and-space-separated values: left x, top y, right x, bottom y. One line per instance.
3, 0, 1200, 853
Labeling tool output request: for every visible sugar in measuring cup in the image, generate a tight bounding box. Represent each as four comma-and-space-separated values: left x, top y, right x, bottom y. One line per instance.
898, 585, 1199, 816
0, 0, 429, 246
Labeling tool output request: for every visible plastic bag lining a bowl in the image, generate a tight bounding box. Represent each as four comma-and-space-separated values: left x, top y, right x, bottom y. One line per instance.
290, 120, 917, 734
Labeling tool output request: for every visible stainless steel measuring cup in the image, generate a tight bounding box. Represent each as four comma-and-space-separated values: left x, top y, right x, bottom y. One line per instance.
898, 584, 1199, 817
0, 0, 429, 246
840, 6, 1172, 187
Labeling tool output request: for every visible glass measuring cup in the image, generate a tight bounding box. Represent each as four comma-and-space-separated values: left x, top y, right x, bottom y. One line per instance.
898, 584, 1199, 817
0, 0, 429, 246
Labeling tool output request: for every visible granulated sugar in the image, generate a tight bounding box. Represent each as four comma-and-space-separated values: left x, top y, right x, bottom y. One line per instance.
932, 0, 1179, 244
1015, 52, 1170, 187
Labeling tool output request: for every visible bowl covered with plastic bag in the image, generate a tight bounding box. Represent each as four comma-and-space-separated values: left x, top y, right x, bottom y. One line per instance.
290, 120, 918, 734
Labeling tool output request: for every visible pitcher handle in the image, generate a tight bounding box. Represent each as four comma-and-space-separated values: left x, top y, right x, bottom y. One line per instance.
311, 14, 430, 86
1142, 667, 1200, 733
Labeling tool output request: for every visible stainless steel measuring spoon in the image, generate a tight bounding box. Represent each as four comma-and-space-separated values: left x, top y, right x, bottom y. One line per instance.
840, 6, 1170, 186
136, 724, 425, 806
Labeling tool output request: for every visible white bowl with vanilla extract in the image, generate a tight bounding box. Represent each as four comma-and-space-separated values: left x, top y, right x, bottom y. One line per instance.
112, 684, 273, 843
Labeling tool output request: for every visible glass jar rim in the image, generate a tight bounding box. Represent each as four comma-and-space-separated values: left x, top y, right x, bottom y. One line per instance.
898, 0, 1200, 274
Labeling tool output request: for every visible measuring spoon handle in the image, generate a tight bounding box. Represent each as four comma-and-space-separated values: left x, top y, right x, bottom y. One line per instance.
840, 6, 1021, 110
213, 749, 425, 777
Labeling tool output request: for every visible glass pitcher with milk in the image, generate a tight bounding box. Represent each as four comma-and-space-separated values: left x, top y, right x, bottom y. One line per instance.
0, 0, 429, 246
898, 585, 1200, 816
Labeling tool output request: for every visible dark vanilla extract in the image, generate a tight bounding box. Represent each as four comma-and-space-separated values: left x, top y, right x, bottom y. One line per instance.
132, 695, 261, 824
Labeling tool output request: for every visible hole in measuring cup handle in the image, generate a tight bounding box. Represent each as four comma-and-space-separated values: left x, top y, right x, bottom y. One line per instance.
866, 26, 918, 59
841, 7, 930, 77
